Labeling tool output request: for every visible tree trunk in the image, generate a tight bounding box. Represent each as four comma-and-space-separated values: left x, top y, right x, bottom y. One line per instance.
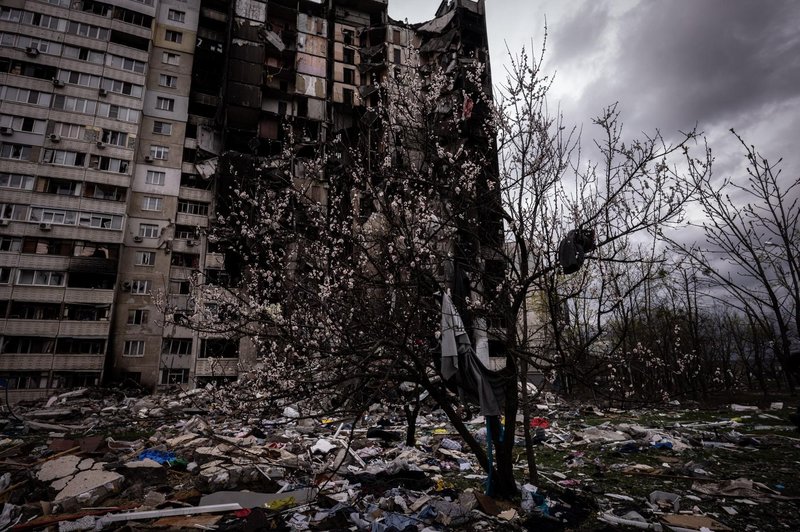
519, 358, 538, 482
403, 393, 420, 447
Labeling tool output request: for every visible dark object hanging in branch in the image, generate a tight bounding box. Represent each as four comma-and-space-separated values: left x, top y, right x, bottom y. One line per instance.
558, 229, 596, 274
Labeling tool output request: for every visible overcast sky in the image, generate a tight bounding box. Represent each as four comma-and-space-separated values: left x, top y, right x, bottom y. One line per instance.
389, 0, 800, 184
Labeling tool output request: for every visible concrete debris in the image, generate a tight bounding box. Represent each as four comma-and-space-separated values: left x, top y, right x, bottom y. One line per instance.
0, 385, 797, 530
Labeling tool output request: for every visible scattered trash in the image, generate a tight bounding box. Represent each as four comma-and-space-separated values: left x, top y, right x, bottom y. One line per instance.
0, 384, 797, 531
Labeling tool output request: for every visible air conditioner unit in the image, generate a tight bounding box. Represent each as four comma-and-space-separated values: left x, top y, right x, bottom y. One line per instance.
49, 134, 61, 142
25, 47, 39, 57
39, 222, 52, 231
144, 155, 153, 162
0, 219, 10, 226
96, 141, 105, 149
52, 78, 65, 87
133, 235, 143, 243
187, 240, 198, 247
98, 88, 108, 96
0, 126, 12, 136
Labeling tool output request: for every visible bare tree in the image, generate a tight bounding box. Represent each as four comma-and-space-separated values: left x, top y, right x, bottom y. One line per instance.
173, 42, 710, 497
670, 131, 800, 391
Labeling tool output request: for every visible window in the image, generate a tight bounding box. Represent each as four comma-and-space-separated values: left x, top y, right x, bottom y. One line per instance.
135, 251, 155, 265
130, 279, 151, 294
393, 29, 402, 44
159, 74, 177, 88
343, 88, 354, 106
139, 224, 159, 238
1, 203, 28, 221
57, 70, 102, 88
63, 45, 104, 64
23, 12, 66, 31
142, 196, 162, 211
177, 201, 209, 216
343, 68, 355, 85
64, 303, 110, 321
43, 178, 80, 196
0, 237, 22, 252
123, 340, 145, 356
53, 123, 83, 139
1, 86, 50, 107
343, 48, 355, 65
153, 121, 172, 135
0, 267, 10, 284
98, 103, 139, 123
150, 145, 169, 160
0, 173, 34, 191
199, 338, 239, 359
93, 156, 130, 174
0, 115, 46, 134
171, 252, 199, 268
0, 8, 23, 23
162, 52, 180, 65
145, 170, 166, 186
175, 225, 197, 240
0, 144, 32, 161
1, 336, 55, 355
394, 48, 402, 64
16, 270, 65, 286
167, 9, 186, 23
101, 130, 128, 147
42, 149, 86, 167
18, 36, 62, 56
127, 309, 149, 325
156, 97, 175, 111
66, 21, 109, 41
29, 207, 76, 225
160, 368, 189, 385
52, 95, 96, 114
77, 213, 122, 229
113, 6, 152, 27
106, 54, 146, 73
101, 78, 143, 98
165, 30, 183, 43
342, 29, 354, 46
162, 338, 192, 355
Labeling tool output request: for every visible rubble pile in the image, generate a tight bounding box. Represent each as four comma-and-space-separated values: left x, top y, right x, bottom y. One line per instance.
1, 386, 799, 531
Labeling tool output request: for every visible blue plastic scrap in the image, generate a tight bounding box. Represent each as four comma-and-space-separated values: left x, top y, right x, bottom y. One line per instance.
138, 449, 176, 464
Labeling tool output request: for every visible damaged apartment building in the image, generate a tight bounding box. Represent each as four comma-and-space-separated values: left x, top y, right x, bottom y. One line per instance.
0, 0, 497, 400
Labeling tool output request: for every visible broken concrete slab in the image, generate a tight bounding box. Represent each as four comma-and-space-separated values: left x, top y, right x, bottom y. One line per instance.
54, 470, 124, 509
37, 455, 82, 482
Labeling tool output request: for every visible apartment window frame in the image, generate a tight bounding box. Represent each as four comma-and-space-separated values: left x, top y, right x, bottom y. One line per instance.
165, 30, 183, 43
135, 251, 156, 266
162, 52, 180, 66
138, 223, 159, 238
127, 309, 149, 325
177, 200, 209, 216
141, 196, 163, 211
159, 74, 177, 88
162, 338, 192, 356
149, 145, 169, 160
160, 368, 189, 385
153, 121, 172, 135
123, 340, 145, 357
145, 170, 165, 186
155, 97, 175, 111
167, 9, 186, 23
130, 279, 151, 295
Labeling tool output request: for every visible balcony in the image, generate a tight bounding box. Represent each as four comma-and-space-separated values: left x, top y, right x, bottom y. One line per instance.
195, 358, 239, 376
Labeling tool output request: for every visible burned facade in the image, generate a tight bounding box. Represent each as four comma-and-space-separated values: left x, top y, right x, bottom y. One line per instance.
0, 0, 498, 399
